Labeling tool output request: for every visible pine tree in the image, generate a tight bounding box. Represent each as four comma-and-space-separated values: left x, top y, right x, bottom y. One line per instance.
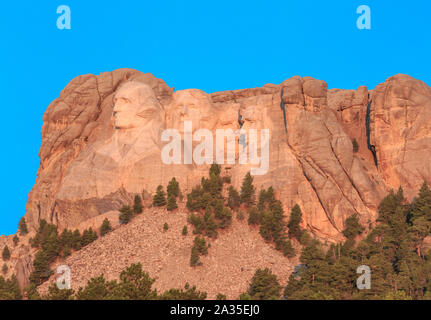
167, 193, 178, 211
43, 232, 59, 262
203, 206, 218, 238
13, 235, 19, 246
240, 172, 256, 207
153, 185, 167, 207
209, 163, 221, 177
19, 217, 28, 235
188, 213, 205, 234
100, 218, 112, 236
227, 186, 241, 210
119, 205, 134, 224
342, 214, 365, 241
72, 230, 82, 251
287, 204, 303, 241
2, 264, 7, 274
411, 181, 431, 224
43, 282, 75, 300
214, 200, 232, 229
247, 268, 281, 300
167, 177, 180, 198
29, 250, 53, 285
59, 229, 73, 250
182, 226, 188, 236
133, 195, 143, 214
81, 228, 98, 246
190, 247, 200, 267
2, 246, 11, 261
248, 207, 262, 225
163, 223, 169, 231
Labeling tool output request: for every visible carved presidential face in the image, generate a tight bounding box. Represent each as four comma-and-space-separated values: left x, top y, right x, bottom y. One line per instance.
113, 81, 164, 130
167, 89, 217, 134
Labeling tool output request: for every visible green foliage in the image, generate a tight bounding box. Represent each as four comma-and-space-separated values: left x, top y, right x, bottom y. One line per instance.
133, 195, 143, 214
202, 173, 223, 199
0, 275, 22, 300
13, 235, 19, 246
213, 200, 232, 229
43, 283, 74, 300
209, 163, 221, 177
167, 177, 180, 198
153, 185, 167, 207
75, 275, 117, 300
216, 293, 227, 300
190, 236, 208, 267
167, 193, 178, 211
188, 213, 205, 235
2, 264, 7, 274
227, 186, 241, 210
160, 282, 207, 300
287, 204, 303, 241
245, 268, 282, 300
182, 225, 188, 236
163, 223, 169, 231
100, 218, 112, 237
72, 263, 207, 300
81, 228, 98, 247
259, 201, 285, 244
257, 187, 276, 211
31, 219, 57, 248
72, 229, 82, 250
237, 210, 245, 221
190, 247, 200, 267
29, 250, 53, 285
193, 236, 208, 255
342, 214, 365, 240
18, 217, 28, 235
119, 205, 134, 224
352, 138, 359, 153
24, 283, 41, 300
186, 186, 206, 211
284, 183, 431, 300
240, 172, 256, 207
203, 207, 218, 238
2, 246, 10, 261
282, 240, 296, 258
248, 207, 262, 225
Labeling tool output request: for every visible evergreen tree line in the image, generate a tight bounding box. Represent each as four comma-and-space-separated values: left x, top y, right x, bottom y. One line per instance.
283, 183, 431, 300
186, 164, 233, 239
28, 219, 99, 287
30, 263, 207, 300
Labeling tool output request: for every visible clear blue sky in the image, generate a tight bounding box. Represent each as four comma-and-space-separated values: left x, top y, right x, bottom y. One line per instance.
0, 0, 430, 235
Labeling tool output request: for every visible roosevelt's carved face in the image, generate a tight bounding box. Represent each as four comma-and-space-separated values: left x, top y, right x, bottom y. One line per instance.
113, 81, 164, 130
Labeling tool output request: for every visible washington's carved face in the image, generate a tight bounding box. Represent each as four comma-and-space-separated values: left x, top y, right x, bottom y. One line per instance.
113, 81, 164, 130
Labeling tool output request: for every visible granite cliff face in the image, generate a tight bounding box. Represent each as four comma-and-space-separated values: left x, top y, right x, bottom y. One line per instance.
23, 70, 431, 244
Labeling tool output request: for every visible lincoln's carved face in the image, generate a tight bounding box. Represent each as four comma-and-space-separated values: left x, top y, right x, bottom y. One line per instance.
113, 81, 164, 130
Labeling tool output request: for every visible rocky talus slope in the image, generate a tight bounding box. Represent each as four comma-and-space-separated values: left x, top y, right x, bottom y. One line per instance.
38, 204, 298, 299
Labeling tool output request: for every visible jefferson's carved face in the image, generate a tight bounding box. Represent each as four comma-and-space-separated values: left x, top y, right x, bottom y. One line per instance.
113, 81, 164, 130
167, 89, 217, 134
